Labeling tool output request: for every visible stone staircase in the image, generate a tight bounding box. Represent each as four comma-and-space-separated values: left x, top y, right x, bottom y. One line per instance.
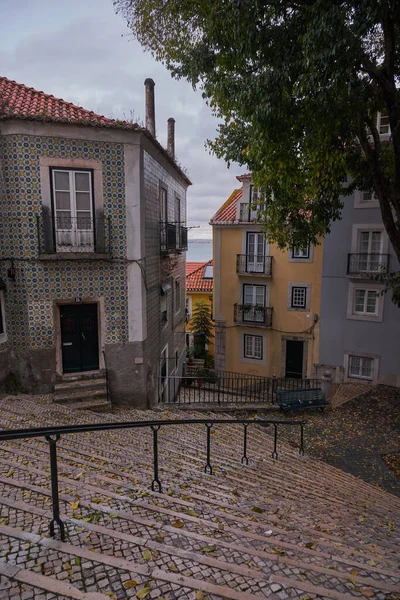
0, 395, 399, 600
54, 372, 111, 412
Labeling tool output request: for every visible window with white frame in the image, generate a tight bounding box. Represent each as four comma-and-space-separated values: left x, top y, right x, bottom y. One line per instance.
292, 246, 310, 259
175, 279, 181, 313
348, 355, 374, 380
51, 169, 94, 251
353, 289, 378, 315
291, 286, 307, 309
161, 294, 168, 325
244, 334, 263, 360
378, 113, 390, 136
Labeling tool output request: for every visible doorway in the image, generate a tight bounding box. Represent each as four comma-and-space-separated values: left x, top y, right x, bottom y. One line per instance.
285, 340, 304, 379
60, 304, 99, 373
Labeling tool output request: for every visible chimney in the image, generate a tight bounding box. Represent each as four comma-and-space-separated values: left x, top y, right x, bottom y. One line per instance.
144, 78, 155, 137
167, 118, 175, 160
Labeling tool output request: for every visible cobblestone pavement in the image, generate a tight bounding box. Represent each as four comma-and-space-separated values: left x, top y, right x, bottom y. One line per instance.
255, 385, 400, 497
0, 394, 399, 600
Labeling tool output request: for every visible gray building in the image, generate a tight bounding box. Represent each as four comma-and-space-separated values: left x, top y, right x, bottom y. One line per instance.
319, 187, 400, 386
0, 76, 190, 407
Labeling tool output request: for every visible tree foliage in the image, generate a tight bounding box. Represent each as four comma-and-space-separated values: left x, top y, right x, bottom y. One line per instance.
188, 299, 214, 360
115, 0, 400, 277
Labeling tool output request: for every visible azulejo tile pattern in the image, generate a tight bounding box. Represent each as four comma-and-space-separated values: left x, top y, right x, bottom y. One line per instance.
0, 134, 128, 349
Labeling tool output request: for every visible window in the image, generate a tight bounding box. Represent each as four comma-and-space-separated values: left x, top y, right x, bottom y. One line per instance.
354, 289, 378, 315
51, 169, 94, 251
175, 279, 181, 313
243, 284, 265, 322
244, 334, 263, 360
349, 355, 374, 380
291, 287, 307, 309
175, 195, 181, 248
378, 113, 390, 135
161, 295, 167, 326
292, 246, 310, 259
203, 265, 213, 279
175, 349, 179, 369
185, 297, 192, 320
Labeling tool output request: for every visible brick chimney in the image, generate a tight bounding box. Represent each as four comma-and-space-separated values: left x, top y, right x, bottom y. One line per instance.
144, 78, 155, 137
167, 118, 175, 160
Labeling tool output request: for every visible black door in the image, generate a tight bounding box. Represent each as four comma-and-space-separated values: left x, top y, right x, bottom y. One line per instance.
285, 340, 304, 379
60, 304, 99, 373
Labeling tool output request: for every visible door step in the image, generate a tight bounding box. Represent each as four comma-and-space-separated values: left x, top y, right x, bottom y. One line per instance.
54, 374, 110, 412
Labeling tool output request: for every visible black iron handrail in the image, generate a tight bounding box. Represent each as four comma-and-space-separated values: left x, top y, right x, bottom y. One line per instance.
160, 221, 188, 252
234, 303, 273, 327
36, 214, 111, 255
347, 253, 390, 275
236, 254, 272, 276
0, 417, 306, 541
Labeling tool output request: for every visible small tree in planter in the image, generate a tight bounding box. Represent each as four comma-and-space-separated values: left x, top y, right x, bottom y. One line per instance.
187, 299, 214, 366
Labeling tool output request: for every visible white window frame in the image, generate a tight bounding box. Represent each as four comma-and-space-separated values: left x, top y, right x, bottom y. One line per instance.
347, 355, 374, 381
377, 112, 391, 138
346, 282, 384, 322
52, 169, 94, 232
244, 334, 263, 360
291, 286, 307, 309
287, 282, 311, 312
289, 244, 314, 263
0, 291, 7, 343
354, 189, 380, 209
241, 332, 267, 365
351, 224, 388, 255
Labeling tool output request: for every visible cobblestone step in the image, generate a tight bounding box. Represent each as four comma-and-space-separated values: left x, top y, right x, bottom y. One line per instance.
0, 395, 399, 600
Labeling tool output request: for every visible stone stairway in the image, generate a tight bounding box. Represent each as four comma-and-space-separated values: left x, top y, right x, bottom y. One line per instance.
0, 396, 399, 600
54, 373, 111, 412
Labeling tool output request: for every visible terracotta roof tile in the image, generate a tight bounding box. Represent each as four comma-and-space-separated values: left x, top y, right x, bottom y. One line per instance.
186, 260, 213, 292
0, 76, 192, 185
210, 189, 242, 224
0, 76, 139, 130
186, 262, 204, 277
236, 173, 252, 182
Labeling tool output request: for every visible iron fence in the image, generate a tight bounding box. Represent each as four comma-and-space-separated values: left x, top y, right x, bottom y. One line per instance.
234, 304, 273, 327
347, 253, 390, 275
158, 367, 321, 405
160, 221, 188, 252
236, 254, 273, 276
0, 417, 306, 541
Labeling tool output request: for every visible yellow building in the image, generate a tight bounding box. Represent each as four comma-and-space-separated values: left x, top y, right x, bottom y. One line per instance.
186, 260, 214, 357
210, 175, 322, 379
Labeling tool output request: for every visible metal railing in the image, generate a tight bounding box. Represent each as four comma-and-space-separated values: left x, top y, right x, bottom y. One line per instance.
159, 368, 320, 405
236, 254, 272, 276
347, 253, 390, 275
37, 214, 111, 255
239, 203, 258, 222
234, 304, 273, 327
160, 221, 188, 252
0, 417, 306, 541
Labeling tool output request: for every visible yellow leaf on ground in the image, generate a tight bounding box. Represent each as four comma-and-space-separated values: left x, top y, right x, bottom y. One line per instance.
142, 549, 152, 561
360, 589, 374, 598
70, 501, 79, 510
168, 563, 179, 572
123, 580, 140, 589
195, 592, 205, 600
171, 520, 184, 528
136, 582, 151, 598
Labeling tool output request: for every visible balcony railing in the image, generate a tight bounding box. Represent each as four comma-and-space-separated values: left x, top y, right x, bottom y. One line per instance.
234, 303, 273, 327
161, 221, 188, 252
236, 254, 272, 276
347, 253, 390, 276
239, 203, 259, 222
37, 214, 111, 255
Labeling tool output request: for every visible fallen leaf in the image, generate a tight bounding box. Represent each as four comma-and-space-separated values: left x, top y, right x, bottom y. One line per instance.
271, 547, 286, 555
350, 569, 359, 576
70, 501, 80, 510
171, 520, 184, 528
195, 592, 205, 600
5, 469, 14, 478
360, 589, 374, 598
305, 542, 314, 549
142, 549, 152, 561
201, 545, 216, 554
168, 563, 179, 572
74, 557, 81, 566
136, 582, 151, 598
251, 507, 264, 514
123, 580, 140, 589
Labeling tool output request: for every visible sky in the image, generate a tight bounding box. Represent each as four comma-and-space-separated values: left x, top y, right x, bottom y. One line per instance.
0, 0, 241, 239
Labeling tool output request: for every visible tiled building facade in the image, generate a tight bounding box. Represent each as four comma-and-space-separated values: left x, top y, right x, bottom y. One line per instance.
0, 77, 190, 406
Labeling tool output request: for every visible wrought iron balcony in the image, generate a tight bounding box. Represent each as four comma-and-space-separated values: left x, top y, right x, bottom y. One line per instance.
37, 214, 111, 255
239, 203, 258, 222
236, 254, 272, 276
161, 221, 188, 252
347, 253, 390, 276
234, 304, 273, 327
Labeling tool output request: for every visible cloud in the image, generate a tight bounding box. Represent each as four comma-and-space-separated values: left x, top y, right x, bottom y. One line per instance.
1, 0, 242, 238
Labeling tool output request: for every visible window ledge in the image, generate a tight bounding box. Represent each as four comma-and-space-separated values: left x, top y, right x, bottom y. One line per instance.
38, 253, 111, 261
347, 313, 383, 323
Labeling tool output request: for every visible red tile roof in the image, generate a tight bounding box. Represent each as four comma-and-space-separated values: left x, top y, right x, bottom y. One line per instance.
210, 188, 242, 224
0, 76, 139, 130
186, 262, 204, 277
236, 173, 252, 182
186, 260, 213, 292
0, 76, 191, 184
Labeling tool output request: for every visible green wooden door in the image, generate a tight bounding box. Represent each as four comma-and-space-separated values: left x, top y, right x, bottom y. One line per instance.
60, 304, 99, 373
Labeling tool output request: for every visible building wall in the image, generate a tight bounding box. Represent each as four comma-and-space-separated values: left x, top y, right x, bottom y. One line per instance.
319, 190, 400, 386
213, 221, 322, 378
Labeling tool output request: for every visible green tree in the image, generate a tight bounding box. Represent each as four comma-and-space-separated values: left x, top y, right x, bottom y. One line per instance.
188, 299, 214, 360
115, 0, 400, 296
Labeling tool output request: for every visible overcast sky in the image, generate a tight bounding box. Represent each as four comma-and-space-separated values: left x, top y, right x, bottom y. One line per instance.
1, 0, 241, 238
